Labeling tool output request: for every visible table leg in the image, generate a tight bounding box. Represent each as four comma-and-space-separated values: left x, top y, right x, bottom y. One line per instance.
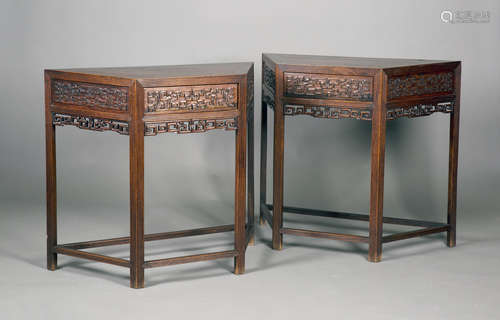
272, 101, 284, 250
235, 114, 247, 274
45, 109, 57, 271
247, 105, 255, 245
447, 77, 460, 247
368, 75, 387, 262
259, 101, 268, 226
130, 118, 145, 288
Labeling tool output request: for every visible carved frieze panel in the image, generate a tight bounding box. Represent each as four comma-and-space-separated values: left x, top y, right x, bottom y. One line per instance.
284, 73, 373, 101
51, 80, 128, 111
386, 102, 454, 120
52, 113, 129, 135
284, 105, 372, 120
144, 118, 238, 136
144, 84, 237, 113
387, 72, 454, 99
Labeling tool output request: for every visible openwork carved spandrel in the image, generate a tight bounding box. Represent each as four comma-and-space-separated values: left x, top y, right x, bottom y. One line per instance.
144, 118, 238, 136
52, 113, 129, 135
51, 80, 128, 111
285, 73, 373, 101
284, 105, 372, 120
387, 72, 454, 99
144, 84, 237, 113
386, 102, 454, 120
263, 63, 276, 93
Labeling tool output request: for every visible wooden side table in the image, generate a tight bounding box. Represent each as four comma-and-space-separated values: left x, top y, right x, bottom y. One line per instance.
260, 53, 461, 262
44, 63, 254, 288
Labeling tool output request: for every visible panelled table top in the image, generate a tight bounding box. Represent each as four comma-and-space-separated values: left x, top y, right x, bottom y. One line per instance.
263, 53, 450, 69
50, 62, 254, 80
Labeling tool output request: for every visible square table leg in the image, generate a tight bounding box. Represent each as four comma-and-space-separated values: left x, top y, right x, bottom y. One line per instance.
247, 104, 255, 245
130, 87, 145, 289
447, 66, 461, 247
259, 101, 268, 226
234, 111, 247, 274
447, 110, 459, 247
368, 72, 387, 262
272, 101, 284, 250
45, 107, 57, 271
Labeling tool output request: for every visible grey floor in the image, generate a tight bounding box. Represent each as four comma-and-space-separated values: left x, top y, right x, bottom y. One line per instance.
1, 201, 499, 320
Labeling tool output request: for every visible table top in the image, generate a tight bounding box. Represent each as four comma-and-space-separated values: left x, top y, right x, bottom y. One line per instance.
47, 62, 253, 80
263, 53, 458, 69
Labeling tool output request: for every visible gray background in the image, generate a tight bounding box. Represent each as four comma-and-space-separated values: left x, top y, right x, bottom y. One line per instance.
1, 0, 499, 319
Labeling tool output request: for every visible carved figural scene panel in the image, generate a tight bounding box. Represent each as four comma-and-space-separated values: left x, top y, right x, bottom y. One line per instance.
144, 84, 238, 113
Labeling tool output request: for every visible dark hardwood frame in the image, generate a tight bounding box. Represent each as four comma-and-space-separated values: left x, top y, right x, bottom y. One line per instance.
260, 53, 461, 262
44, 63, 254, 288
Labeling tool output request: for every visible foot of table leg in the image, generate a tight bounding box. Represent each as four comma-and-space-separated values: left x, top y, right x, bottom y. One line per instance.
47, 256, 57, 271
368, 254, 382, 263
248, 235, 255, 246
272, 101, 284, 251
259, 215, 265, 225
234, 255, 245, 275
272, 234, 283, 251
